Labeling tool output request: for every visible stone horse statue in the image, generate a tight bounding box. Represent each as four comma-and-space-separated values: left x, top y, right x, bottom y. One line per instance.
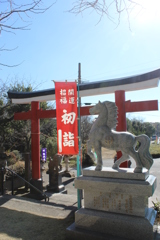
87, 101, 153, 173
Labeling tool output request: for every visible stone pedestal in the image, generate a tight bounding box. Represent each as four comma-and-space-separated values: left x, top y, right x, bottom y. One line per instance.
47, 170, 66, 193
46, 154, 66, 193
67, 166, 157, 240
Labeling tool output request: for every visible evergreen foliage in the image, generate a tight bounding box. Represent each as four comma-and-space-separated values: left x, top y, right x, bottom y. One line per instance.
127, 118, 155, 137
0, 82, 57, 158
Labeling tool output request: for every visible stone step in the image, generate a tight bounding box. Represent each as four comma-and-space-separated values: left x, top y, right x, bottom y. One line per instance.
0, 193, 78, 219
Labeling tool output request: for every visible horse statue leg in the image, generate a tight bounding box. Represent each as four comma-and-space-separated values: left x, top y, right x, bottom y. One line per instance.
87, 140, 97, 162
112, 152, 130, 170
127, 147, 143, 173
112, 149, 143, 173
87, 140, 102, 171
94, 141, 102, 171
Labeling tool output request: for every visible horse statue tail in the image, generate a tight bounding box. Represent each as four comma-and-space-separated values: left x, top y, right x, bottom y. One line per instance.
135, 134, 153, 170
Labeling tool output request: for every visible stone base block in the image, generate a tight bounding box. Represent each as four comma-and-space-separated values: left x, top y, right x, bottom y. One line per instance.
69, 168, 158, 240
74, 208, 156, 240
83, 166, 149, 180
74, 171, 157, 217
84, 190, 148, 217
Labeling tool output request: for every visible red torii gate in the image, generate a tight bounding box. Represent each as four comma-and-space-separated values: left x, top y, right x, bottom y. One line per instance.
14, 90, 158, 182
9, 69, 160, 191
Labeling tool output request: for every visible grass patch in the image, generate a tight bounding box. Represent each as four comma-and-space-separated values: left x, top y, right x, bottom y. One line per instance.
152, 198, 160, 214
149, 142, 160, 155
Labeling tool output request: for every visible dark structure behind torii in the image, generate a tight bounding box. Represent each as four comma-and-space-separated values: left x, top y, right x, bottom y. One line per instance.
8, 68, 160, 191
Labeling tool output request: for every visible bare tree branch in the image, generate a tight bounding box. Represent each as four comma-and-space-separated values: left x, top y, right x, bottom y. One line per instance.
0, 0, 56, 67
0, 0, 143, 68
0, 62, 23, 68
0, 45, 18, 51
0, 1, 55, 33
69, 0, 143, 25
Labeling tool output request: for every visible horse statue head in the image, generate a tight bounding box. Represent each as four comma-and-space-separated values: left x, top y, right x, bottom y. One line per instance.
89, 101, 118, 130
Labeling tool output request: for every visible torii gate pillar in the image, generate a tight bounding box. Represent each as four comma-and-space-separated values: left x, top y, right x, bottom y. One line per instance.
31, 102, 40, 180
30, 101, 43, 194
115, 90, 128, 167
14, 101, 44, 193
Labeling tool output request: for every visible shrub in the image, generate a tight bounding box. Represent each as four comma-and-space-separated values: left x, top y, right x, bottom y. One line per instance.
46, 138, 57, 159
152, 199, 160, 214
12, 150, 22, 161
6, 161, 25, 178
6, 152, 17, 166
82, 144, 95, 167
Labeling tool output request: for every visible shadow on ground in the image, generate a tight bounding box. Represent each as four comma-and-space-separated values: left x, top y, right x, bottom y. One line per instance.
0, 207, 74, 240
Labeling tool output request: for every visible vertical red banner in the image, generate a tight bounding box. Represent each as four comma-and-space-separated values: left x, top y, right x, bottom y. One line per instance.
55, 82, 79, 155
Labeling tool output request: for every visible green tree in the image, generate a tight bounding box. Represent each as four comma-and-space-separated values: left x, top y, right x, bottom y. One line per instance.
154, 123, 160, 137
143, 122, 155, 138
40, 118, 57, 156
126, 118, 132, 132
130, 119, 145, 136
81, 116, 93, 144
0, 83, 32, 151
45, 138, 58, 159
126, 118, 155, 138
0, 82, 57, 153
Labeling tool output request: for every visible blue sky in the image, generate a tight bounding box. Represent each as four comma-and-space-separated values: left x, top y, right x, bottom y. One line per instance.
1, 0, 160, 122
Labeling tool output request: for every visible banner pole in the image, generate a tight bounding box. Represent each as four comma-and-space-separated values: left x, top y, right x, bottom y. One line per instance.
77, 71, 82, 209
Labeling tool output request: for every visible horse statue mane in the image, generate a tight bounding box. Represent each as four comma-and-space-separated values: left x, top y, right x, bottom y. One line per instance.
87, 100, 153, 173
104, 101, 118, 130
